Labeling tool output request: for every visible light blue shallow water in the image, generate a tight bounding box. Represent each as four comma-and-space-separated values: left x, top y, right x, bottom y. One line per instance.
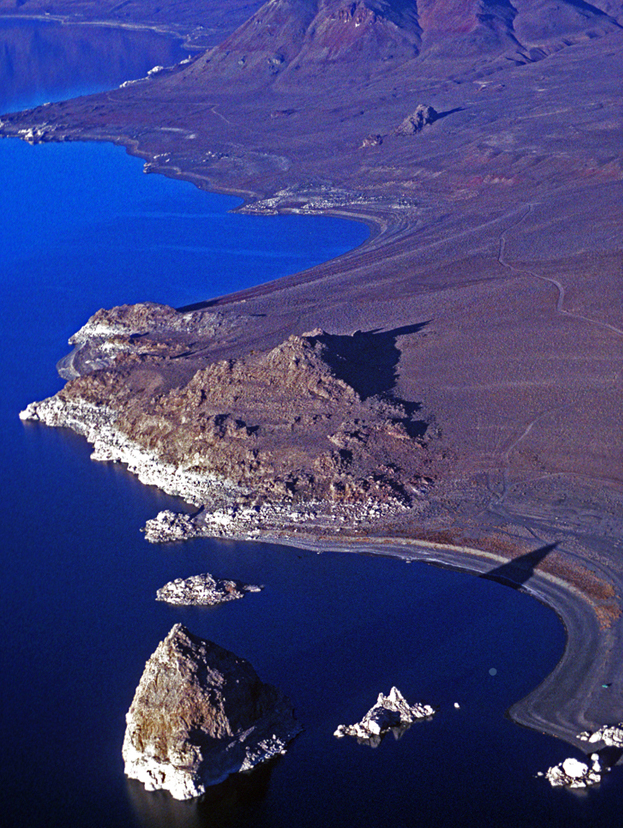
1, 17, 620, 828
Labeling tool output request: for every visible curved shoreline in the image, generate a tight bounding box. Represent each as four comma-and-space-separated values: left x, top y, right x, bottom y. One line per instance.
11, 120, 623, 759
0, 11, 206, 50
257, 532, 620, 752
4, 11, 622, 766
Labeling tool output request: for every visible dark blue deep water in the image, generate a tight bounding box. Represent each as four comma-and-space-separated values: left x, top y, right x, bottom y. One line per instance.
1, 18, 621, 828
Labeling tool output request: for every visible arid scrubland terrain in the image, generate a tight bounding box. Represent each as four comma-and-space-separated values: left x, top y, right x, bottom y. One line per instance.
3, 0, 623, 744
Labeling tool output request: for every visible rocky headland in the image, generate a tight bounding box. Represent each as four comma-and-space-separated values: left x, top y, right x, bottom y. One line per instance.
156, 573, 262, 605
21, 301, 435, 540
122, 623, 301, 800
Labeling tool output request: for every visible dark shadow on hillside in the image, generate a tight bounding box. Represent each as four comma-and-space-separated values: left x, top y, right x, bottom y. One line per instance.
435, 106, 464, 120
480, 543, 557, 589
312, 322, 429, 401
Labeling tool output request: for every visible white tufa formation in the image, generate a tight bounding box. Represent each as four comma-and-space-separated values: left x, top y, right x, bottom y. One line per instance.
578, 723, 623, 748
542, 755, 602, 788
156, 573, 262, 605
334, 686, 434, 744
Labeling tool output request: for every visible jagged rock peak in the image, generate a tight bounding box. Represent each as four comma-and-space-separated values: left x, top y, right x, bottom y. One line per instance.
122, 624, 301, 800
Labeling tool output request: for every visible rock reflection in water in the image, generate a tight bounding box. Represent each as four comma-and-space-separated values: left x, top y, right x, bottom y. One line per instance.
126, 759, 276, 828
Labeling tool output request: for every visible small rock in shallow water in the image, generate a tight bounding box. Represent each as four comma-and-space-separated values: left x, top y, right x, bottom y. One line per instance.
334, 686, 434, 746
156, 573, 262, 605
543, 755, 602, 788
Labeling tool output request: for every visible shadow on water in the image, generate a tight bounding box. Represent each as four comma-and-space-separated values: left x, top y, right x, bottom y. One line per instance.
126, 758, 277, 828
479, 543, 558, 589
600, 746, 623, 768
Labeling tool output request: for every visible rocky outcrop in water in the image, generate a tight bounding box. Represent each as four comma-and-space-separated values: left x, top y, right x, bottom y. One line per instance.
156, 573, 262, 605
334, 686, 434, 746
122, 624, 301, 800
21, 304, 434, 540
541, 755, 602, 788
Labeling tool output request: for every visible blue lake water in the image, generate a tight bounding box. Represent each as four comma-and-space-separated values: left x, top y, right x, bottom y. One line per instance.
1, 17, 622, 828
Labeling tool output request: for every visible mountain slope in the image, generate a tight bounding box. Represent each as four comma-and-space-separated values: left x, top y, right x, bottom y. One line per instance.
181, 0, 621, 86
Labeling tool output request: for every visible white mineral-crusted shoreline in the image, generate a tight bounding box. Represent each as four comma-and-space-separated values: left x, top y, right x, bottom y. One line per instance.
578, 722, 623, 748
143, 494, 404, 542
21, 396, 408, 542
19, 397, 242, 507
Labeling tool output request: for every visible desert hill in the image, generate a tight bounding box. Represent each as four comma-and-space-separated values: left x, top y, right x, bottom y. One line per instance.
179, 0, 623, 86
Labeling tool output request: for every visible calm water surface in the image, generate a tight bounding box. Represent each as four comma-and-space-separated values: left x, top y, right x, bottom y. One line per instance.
1, 18, 621, 828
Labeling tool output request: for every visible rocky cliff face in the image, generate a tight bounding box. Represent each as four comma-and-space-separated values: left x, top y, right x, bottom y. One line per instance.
21, 303, 434, 540
122, 624, 301, 800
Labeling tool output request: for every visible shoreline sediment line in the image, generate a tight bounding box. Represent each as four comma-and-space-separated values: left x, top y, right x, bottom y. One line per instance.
257, 532, 621, 752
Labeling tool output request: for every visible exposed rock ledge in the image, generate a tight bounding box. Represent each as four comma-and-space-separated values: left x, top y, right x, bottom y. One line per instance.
20, 302, 436, 540
578, 722, 623, 748
123, 624, 301, 800
334, 686, 435, 746
156, 573, 262, 605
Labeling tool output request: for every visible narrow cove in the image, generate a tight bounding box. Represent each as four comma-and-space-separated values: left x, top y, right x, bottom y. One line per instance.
2, 17, 619, 828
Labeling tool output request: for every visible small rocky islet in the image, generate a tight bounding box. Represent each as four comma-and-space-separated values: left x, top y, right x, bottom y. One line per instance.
123, 623, 439, 800
156, 573, 262, 605
334, 686, 435, 746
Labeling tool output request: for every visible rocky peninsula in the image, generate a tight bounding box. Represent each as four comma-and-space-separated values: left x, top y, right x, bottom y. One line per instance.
21, 302, 435, 539
122, 624, 301, 800
6, 0, 623, 767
